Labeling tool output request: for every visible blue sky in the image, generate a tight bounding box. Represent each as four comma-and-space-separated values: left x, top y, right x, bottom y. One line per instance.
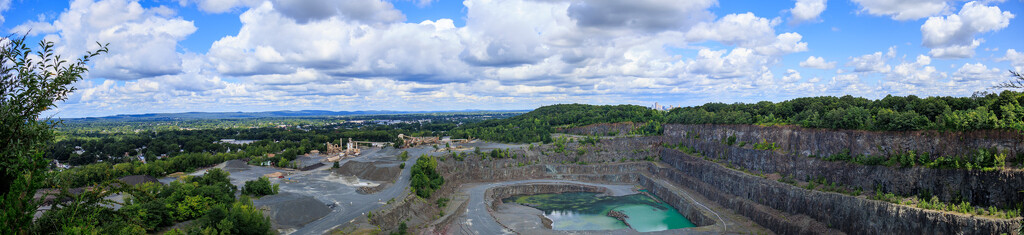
1, 0, 1021, 118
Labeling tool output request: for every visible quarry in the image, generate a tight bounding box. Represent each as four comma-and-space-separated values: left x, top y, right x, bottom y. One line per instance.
194, 123, 1023, 234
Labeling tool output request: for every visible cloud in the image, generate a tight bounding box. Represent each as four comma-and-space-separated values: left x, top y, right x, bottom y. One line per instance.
952, 62, 1002, 82
0, 0, 10, 24
272, 0, 405, 24
782, 69, 802, 83
800, 56, 836, 69
851, 0, 951, 20
1002, 49, 1024, 72
179, 0, 262, 13
24, 0, 1012, 118
14, 0, 196, 80
890, 55, 945, 85
754, 32, 809, 56
921, 2, 1014, 58
207, 2, 467, 80
458, 0, 566, 67
686, 13, 778, 47
791, 0, 826, 23
847, 51, 891, 73
567, 0, 716, 32
684, 47, 771, 79
927, 39, 982, 58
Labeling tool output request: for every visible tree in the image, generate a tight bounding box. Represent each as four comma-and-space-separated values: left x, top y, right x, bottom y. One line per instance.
241, 177, 279, 197
1, 35, 106, 233
994, 70, 1024, 90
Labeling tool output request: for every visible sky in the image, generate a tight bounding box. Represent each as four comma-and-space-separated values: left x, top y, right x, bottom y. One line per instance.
1, 0, 1022, 118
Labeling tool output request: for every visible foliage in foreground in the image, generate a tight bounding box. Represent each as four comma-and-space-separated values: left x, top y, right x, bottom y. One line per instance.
35, 168, 271, 233
0, 35, 106, 233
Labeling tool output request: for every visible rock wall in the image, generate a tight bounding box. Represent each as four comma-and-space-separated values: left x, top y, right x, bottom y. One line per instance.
369, 194, 438, 230
665, 124, 1024, 208
632, 173, 718, 227
485, 180, 717, 229
487, 183, 608, 209
660, 148, 1022, 234
665, 124, 1024, 161
559, 122, 643, 136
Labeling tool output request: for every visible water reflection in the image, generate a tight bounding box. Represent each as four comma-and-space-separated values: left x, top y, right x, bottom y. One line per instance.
504, 192, 695, 232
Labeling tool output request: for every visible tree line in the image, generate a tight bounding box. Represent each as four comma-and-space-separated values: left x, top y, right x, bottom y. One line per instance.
667, 91, 1024, 131
450, 104, 665, 143
452, 91, 1024, 143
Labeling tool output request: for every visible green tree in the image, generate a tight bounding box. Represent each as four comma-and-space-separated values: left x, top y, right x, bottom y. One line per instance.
994, 70, 1024, 90
1, 35, 106, 233
241, 177, 279, 197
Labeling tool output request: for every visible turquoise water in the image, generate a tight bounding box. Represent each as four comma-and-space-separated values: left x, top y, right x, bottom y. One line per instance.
503, 192, 696, 232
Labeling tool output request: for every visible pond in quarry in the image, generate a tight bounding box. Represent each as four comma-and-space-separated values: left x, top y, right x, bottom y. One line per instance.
503, 191, 695, 232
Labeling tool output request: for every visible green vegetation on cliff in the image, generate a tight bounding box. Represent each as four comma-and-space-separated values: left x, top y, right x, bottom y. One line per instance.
451, 104, 664, 143
410, 155, 443, 198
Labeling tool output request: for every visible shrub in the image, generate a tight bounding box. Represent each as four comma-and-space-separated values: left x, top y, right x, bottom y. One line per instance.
241, 177, 279, 197
752, 140, 779, 151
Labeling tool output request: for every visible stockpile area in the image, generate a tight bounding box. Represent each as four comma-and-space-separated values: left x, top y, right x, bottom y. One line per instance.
332, 160, 401, 182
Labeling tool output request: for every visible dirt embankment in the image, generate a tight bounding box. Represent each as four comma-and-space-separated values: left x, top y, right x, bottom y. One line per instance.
332, 160, 400, 182
665, 124, 1024, 208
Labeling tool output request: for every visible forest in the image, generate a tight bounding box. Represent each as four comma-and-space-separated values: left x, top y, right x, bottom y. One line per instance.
450, 104, 665, 143
450, 91, 1024, 143
667, 91, 1024, 131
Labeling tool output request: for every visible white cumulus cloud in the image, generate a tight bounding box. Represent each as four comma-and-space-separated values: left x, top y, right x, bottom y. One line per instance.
921, 1, 1014, 58
851, 0, 951, 20
953, 62, 1002, 82
14, 0, 197, 80
1002, 49, 1024, 72
791, 0, 826, 23
800, 56, 836, 69
847, 52, 891, 73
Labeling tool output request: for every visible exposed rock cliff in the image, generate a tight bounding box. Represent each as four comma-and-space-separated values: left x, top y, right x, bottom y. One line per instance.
660, 148, 1021, 234
665, 124, 1024, 208
665, 124, 1023, 162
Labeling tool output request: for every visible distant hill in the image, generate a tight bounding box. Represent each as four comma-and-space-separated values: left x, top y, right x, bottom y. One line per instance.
64, 109, 530, 122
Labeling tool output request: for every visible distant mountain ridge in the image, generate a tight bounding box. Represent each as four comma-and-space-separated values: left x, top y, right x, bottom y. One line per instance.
63, 109, 530, 121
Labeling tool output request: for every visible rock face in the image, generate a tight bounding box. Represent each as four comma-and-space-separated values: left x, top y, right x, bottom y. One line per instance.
560, 122, 643, 136
487, 183, 607, 209
665, 124, 1024, 162
660, 148, 1022, 235
665, 124, 1024, 208
427, 131, 1023, 234
606, 210, 631, 228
